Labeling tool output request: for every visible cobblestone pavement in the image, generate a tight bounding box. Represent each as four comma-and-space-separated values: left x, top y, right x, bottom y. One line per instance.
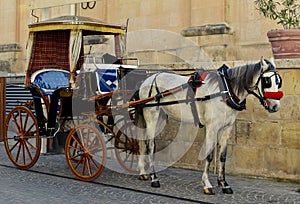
0, 144, 299, 204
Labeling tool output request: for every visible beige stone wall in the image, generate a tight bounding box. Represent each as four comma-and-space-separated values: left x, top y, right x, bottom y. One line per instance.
0, 0, 283, 73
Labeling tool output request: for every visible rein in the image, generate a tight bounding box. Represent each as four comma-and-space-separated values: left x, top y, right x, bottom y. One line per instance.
218, 64, 246, 111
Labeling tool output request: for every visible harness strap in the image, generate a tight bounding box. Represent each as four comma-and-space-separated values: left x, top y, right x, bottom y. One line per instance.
145, 71, 210, 128
247, 88, 264, 105
218, 64, 246, 111
148, 73, 162, 109
186, 86, 203, 127
138, 91, 226, 107
187, 71, 208, 127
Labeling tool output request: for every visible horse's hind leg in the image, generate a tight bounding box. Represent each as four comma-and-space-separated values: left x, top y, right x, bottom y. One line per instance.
217, 127, 233, 194
138, 140, 149, 180
136, 106, 149, 181
148, 139, 160, 187
143, 108, 161, 188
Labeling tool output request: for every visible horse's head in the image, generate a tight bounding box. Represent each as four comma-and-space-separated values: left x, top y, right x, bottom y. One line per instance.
251, 57, 283, 112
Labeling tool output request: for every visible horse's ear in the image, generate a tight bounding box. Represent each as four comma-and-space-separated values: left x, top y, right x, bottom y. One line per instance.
269, 57, 275, 66
260, 56, 268, 71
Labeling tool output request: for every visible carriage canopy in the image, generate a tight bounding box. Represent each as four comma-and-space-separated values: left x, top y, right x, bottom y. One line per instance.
25, 15, 127, 86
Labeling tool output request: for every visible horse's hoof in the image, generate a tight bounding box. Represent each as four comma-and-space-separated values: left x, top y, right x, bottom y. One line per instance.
222, 187, 233, 194
138, 174, 149, 180
218, 179, 233, 194
151, 180, 160, 188
203, 188, 215, 195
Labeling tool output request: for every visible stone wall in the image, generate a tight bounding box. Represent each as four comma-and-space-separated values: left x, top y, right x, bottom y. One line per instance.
152, 59, 300, 182
0, 44, 22, 73
0, 0, 283, 73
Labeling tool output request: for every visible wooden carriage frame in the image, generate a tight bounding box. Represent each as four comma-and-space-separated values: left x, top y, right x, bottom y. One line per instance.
2, 15, 150, 181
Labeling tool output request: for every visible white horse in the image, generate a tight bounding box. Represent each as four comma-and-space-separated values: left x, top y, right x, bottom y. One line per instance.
135, 57, 283, 195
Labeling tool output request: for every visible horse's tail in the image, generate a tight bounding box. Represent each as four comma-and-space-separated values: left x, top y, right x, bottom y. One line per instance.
134, 90, 148, 158
134, 90, 146, 129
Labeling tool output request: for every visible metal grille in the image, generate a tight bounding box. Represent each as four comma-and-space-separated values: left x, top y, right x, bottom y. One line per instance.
6, 84, 33, 115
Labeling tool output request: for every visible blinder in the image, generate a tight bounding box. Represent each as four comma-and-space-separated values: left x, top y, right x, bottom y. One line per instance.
261, 72, 282, 89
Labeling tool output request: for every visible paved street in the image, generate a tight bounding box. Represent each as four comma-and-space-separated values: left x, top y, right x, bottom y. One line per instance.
0, 143, 299, 204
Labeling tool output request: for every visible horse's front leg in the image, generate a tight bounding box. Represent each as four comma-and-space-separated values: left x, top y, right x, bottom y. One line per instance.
202, 151, 215, 195
217, 127, 233, 194
201, 124, 219, 195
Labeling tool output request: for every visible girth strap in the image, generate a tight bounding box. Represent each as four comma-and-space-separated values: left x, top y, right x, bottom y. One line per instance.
187, 70, 208, 128
187, 87, 204, 128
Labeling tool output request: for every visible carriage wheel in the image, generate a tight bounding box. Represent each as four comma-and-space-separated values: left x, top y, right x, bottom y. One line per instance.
65, 125, 106, 181
4, 106, 41, 169
114, 122, 149, 174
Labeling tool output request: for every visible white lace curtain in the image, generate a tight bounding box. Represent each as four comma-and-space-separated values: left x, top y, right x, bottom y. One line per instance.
25, 32, 34, 71
69, 29, 82, 87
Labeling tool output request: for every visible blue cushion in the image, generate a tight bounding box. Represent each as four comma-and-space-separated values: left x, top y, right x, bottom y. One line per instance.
96, 69, 118, 93
32, 70, 69, 95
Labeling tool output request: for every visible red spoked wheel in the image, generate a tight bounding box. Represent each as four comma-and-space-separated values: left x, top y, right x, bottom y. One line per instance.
4, 106, 41, 169
65, 124, 106, 181
114, 121, 149, 174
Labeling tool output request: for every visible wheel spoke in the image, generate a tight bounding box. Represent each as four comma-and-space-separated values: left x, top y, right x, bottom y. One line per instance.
71, 134, 84, 149
23, 141, 33, 162
68, 143, 81, 152
122, 152, 131, 163
23, 123, 36, 137
8, 140, 20, 153
11, 113, 22, 134
81, 157, 86, 176
78, 128, 85, 147
88, 154, 101, 172
15, 142, 22, 163
86, 128, 91, 148
74, 156, 84, 169
88, 145, 104, 153
86, 156, 93, 176
129, 153, 134, 168
23, 113, 29, 132
21, 142, 26, 165
19, 110, 24, 132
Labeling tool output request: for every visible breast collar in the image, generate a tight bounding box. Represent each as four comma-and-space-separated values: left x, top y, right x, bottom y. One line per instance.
218, 64, 246, 111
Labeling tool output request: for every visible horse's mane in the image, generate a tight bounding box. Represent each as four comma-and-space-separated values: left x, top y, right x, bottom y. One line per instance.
227, 63, 261, 95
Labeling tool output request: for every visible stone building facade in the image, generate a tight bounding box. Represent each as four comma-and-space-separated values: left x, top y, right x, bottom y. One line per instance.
0, 0, 281, 72
0, 0, 299, 181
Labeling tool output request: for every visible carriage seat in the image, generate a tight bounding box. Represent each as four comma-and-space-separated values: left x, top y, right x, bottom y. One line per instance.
95, 67, 118, 93
31, 69, 70, 95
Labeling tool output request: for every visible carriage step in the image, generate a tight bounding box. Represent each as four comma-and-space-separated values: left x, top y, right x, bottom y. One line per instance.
40, 123, 61, 138
40, 135, 57, 139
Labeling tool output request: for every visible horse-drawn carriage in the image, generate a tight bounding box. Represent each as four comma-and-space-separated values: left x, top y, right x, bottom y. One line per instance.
3, 15, 284, 194
4, 15, 149, 181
